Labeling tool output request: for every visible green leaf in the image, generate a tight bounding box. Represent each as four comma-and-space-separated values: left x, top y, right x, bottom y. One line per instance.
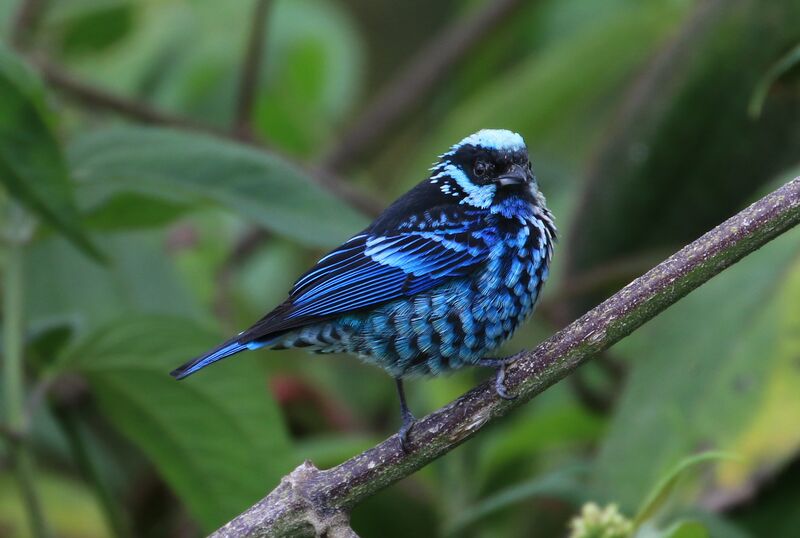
0, 472, 111, 538
254, 0, 365, 155
633, 452, 735, 528
713, 251, 800, 490
749, 41, 800, 118
678, 511, 752, 538
25, 231, 198, 336
636, 520, 709, 538
43, 0, 135, 57
0, 45, 103, 260
594, 211, 800, 510
68, 126, 369, 246
58, 315, 293, 531
475, 391, 605, 487
444, 466, 591, 536
665, 521, 710, 538
83, 191, 191, 230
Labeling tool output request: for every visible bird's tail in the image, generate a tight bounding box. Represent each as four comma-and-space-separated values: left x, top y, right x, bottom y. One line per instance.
170, 337, 266, 380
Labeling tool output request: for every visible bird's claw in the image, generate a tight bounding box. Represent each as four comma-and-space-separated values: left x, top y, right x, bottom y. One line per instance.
494, 369, 516, 401
397, 410, 416, 453
479, 357, 518, 400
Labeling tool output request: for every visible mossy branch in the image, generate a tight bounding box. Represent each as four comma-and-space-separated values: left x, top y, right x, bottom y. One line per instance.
213, 177, 800, 537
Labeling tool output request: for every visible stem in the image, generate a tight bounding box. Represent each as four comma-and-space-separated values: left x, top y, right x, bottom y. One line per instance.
11, 452, 50, 538
54, 407, 131, 538
234, 0, 272, 139
4, 210, 25, 435
10, 0, 44, 50
3, 205, 51, 538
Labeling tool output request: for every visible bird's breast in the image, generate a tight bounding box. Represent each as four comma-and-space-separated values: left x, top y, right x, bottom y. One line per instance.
377, 216, 551, 377
309, 214, 555, 378
473, 217, 550, 323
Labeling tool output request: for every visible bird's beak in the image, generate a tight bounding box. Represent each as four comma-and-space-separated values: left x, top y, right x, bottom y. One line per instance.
495, 164, 528, 186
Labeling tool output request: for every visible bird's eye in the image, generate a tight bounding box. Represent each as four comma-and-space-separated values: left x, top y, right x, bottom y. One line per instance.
473, 160, 489, 177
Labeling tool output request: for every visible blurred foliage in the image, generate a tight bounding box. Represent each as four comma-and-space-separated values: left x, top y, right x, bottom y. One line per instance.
566, 0, 800, 294
0, 44, 102, 259
68, 126, 368, 246
0, 0, 799, 537
596, 219, 800, 509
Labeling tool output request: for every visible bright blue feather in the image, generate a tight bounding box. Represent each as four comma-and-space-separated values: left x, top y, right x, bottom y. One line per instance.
170, 339, 266, 379
285, 216, 490, 320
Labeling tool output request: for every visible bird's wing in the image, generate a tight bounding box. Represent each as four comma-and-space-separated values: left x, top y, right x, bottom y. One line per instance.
240, 218, 493, 339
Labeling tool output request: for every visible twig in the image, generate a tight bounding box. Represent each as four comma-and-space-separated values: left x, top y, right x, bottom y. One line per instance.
212, 177, 800, 537
2, 204, 51, 538
22, 375, 56, 431
35, 59, 226, 135
10, 0, 44, 49
233, 0, 272, 140
319, 0, 525, 172
54, 406, 132, 538
0, 424, 23, 445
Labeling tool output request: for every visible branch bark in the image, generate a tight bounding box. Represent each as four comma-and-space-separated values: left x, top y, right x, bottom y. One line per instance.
212, 176, 800, 537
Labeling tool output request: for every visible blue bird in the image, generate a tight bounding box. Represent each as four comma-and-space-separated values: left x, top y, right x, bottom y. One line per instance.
171, 129, 556, 449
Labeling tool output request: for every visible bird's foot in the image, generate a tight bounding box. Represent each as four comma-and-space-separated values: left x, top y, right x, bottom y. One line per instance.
478, 356, 518, 400
397, 407, 417, 453
394, 378, 416, 453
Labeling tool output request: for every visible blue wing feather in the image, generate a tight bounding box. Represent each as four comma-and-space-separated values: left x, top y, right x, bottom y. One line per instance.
239, 213, 492, 338
288, 231, 485, 316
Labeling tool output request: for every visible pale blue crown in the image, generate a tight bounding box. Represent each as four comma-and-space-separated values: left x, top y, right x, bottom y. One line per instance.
452, 129, 526, 153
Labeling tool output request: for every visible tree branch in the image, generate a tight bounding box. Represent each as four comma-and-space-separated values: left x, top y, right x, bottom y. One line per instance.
319, 0, 525, 172
35, 59, 225, 135
212, 177, 800, 537
10, 0, 45, 49
233, 0, 271, 139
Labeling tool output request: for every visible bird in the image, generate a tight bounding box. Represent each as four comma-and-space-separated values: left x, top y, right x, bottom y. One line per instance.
171, 129, 556, 450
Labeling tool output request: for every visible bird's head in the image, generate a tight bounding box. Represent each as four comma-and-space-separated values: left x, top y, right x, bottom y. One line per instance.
429, 129, 538, 210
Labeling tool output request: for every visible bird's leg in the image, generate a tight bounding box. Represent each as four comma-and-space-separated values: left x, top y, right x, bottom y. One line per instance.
395, 378, 416, 452
478, 356, 518, 400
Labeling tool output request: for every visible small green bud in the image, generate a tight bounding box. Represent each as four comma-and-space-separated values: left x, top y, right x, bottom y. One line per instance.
568, 502, 634, 538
